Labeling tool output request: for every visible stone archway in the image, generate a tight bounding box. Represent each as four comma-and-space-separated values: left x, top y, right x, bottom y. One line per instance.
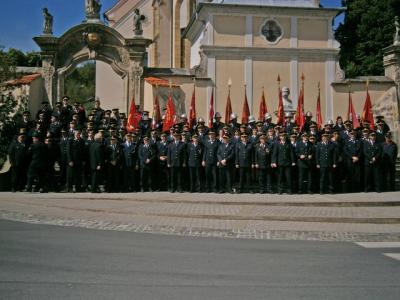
34, 20, 151, 112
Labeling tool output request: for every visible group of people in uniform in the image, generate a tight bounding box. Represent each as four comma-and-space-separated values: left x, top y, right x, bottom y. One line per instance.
7, 96, 398, 194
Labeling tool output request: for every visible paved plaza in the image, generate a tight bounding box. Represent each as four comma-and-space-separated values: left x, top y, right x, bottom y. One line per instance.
1, 192, 399, 242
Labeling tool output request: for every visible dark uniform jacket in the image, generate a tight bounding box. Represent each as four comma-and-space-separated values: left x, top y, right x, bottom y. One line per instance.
343, 139, 361, 163
59, 137, 69, 163
235, 142, 254, 167
28, 142, 48, 169
295, 141, 314, 168
217, 142, 235, 166
8, 141, 28, 167
316, 141, 337, 167
363, 141, 382, 166
89, 141, 104, 170
67, 138, 86, 166
121, 142, 138, 168
138, 144, 156, 167
254, 143, 272, 169
202, 139, 220, 166
382, 141, 398, 164
272, 141, 295, 167
106, 144, 123, 167
187, 143, 203, 168
157, 141, 169, 164
167, 141, 186, 167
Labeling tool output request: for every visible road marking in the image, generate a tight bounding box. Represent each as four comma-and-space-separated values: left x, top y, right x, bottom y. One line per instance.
383, 253, 400, 261
355, 242, 400, 248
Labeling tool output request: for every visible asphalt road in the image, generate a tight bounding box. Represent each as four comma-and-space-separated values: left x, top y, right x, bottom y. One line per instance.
0, 220, 399, 300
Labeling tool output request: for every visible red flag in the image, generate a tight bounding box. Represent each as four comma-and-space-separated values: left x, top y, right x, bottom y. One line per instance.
316, 88, 323, 130
127, 97, 141, 132
152, 91, 161, 130
208, 89, 214, 129
189, 87, 196, 129
276, 76, 284, 125
362, 88, 375, 129
242, 86, 250, 124
259, 88, 267, 121
295, 88, 305, 129
225, 88, 232, 125
163, 92, 176, 132
347, 92, 360, 129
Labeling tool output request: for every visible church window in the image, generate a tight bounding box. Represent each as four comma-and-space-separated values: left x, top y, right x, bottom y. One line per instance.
261, 19, 283, 44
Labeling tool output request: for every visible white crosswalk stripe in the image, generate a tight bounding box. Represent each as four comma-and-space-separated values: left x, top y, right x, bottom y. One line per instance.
355, 242, 400, 248
383, 253, 400, 261
355, 242, 400, 262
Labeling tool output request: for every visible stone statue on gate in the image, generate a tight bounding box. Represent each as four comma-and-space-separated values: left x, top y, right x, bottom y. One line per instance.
42, 8, 53, 35
282, 87, 294, 111
85, 0, 101, 19
133, 9, 146, 36
395, 16, 400, 45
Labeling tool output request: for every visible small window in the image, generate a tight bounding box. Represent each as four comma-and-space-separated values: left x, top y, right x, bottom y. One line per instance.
261, 19, 283, 44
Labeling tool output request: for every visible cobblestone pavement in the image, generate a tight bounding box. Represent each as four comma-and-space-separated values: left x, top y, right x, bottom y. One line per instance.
1, 192, 400, 242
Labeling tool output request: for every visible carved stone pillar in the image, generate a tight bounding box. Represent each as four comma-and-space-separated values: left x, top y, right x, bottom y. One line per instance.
57, 71, 65, 102
382, 45, 400, 147
125, 37, 152, 111
42, 56, 56, 105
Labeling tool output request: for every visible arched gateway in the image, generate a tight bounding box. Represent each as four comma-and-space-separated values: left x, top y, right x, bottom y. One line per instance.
34, 4, 151, 112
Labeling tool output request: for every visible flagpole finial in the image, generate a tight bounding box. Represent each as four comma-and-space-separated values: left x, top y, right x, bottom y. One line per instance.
366, 78, 370, 89
318, 81, 320, 91
348, 81, 352, 93
277, 74, 281, 83
228, 78, 232, 88
169, 80, 172, 89
301, 73, 305, 82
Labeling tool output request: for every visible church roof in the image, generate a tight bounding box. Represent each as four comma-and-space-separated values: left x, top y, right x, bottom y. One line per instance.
210, 0, 320, 8
3, 73, 41, 87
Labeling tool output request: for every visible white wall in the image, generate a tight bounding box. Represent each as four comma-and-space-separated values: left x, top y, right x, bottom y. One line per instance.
95, 61, 126, 112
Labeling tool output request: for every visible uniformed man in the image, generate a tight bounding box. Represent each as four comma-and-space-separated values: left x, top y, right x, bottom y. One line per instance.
157, 133, 170, 191
89, 132, 105, 193
235, 133, 254, 194
138, 136, 156, 192
217, 134, 235, 193
44, 137, 59, 192
105, 136, 122, 192
343, 130, 361, 192
212, 112, 225, 133
363, 132, 382, 193
8, 133, 28, 192
167, 132, 186, 192
316, 133, 337, 194
272, 132, 295, 194
295, 133, 314, 194
262, 113, 275, 131
187, 134, 203, 193
66, 130, 86, 192
26, 133, 48, 193
382, 132, 398, 191
202, 131, 220, 193
254, 134, 273, 193
121, 133, 138, 192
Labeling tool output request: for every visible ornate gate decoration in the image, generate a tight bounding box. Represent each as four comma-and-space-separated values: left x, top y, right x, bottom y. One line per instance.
34, 4, 151, 111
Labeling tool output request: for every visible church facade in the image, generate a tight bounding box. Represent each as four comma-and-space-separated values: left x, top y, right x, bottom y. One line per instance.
96, 0, 399, 142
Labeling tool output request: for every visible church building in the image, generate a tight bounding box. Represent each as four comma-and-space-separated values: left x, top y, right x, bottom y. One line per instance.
96, 0, 399, 141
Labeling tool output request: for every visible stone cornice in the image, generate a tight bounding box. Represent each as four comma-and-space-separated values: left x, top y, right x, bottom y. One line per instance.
200, 45, 339, 60
183, 2, 344, 40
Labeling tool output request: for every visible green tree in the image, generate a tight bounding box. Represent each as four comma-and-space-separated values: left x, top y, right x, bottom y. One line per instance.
335, 0, 400, 78
65, 61, 96, 108
0, 46, 16, 82
6, 48, 27, 66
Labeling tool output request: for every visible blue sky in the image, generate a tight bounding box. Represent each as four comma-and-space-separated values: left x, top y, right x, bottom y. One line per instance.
0, 0, 343, 52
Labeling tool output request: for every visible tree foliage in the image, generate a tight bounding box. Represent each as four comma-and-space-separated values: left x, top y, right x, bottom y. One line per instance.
335, 0, 400, 78
65, 61, 96, 107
